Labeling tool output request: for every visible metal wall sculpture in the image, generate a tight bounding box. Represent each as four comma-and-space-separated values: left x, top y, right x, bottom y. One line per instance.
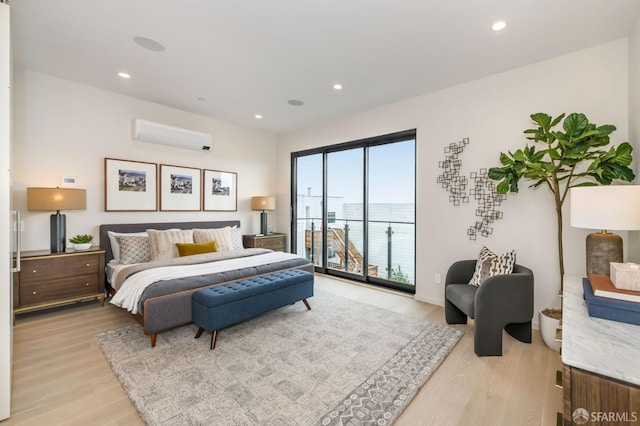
437, 138, 506, 240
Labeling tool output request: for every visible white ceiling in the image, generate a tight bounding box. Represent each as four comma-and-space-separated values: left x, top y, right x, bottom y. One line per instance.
10, 0, 640, 135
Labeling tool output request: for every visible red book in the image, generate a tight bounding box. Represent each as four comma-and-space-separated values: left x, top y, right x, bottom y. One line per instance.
589, 274, 640, 303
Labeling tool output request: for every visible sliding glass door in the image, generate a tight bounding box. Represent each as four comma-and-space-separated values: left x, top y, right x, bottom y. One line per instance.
291, 130, 416, 293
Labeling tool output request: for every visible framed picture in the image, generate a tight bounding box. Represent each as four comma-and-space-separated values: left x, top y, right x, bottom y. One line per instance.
160, 164, 202, 211
203, 169, 237, 211
104, 158, 157, 211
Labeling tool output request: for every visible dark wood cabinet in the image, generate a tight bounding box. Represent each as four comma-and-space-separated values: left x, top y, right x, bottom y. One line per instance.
13, 248, 106, 318
243, 233, 287, 252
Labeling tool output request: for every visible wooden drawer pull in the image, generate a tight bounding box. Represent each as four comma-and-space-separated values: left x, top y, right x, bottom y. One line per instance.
32, 270, 37, 274
32, 291, 36, 295
85, 283, 90, 286
86, 264, 91, 267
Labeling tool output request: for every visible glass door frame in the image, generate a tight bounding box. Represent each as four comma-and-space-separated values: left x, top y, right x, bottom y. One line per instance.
290, 129, 416, 294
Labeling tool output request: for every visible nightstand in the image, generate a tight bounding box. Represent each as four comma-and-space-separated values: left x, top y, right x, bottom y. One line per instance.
13, 247, 106, 318
243, 233, 287, 252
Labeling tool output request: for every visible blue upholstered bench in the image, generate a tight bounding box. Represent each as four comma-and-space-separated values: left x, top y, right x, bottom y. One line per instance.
192, 269, 314, 349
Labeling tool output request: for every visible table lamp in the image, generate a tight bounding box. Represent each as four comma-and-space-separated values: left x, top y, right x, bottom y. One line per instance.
251, 196, 275, 235
570, 185, 640, 276
27, 187, 87, 253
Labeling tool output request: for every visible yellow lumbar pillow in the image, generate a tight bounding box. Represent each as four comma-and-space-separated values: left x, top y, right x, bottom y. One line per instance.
176, 240, 218, 257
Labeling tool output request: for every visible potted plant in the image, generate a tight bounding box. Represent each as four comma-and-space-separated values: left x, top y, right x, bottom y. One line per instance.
69, 234, 94, 251
488, 112, 634, 350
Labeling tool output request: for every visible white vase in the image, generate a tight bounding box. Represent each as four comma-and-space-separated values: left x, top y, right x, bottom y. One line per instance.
73, 243, 91, 251
539, 309, 561, 352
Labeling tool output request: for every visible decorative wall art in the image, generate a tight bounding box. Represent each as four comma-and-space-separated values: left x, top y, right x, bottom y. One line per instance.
467, 169, 506, 240
437, 139, 506, 240
437, 138, 469, 206
203, 169, 237, 211
159, 164, 202, 211
104, 158, 158, 211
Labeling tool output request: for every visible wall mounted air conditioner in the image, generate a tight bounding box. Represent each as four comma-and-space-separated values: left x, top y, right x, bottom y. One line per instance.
132, 119, 213, 152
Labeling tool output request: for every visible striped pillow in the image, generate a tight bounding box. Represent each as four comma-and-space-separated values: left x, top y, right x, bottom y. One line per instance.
147, 229, 194, 261
468, 246, 516, 287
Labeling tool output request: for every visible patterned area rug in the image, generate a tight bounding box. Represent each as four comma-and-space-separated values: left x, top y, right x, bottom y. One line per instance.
94, 291, 463, 425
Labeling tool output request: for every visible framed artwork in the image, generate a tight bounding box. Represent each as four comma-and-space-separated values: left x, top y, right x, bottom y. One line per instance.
104, 158, 157, 211
160, 164, 202, 211
203, 169, 237, 211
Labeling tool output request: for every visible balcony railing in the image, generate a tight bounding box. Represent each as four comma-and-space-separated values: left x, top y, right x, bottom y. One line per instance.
295, 217, 415, 285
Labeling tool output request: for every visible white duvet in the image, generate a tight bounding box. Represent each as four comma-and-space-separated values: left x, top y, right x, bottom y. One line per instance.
110, 251, 300, 314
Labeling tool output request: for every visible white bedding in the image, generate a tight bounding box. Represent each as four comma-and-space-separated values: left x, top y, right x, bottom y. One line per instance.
110, 251, 299, 314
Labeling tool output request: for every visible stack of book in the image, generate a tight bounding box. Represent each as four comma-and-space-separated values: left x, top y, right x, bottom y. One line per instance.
583, 275, 640, 326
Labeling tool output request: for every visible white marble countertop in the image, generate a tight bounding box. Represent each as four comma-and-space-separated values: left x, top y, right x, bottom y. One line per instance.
562, 275, 640, 385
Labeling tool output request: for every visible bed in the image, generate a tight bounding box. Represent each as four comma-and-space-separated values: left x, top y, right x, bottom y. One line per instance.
99, 220, 314, 347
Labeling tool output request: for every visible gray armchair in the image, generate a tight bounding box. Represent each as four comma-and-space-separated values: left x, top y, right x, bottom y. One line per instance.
445, 260, 534, 356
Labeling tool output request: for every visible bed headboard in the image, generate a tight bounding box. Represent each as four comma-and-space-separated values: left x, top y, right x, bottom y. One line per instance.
99, 220, 241, 263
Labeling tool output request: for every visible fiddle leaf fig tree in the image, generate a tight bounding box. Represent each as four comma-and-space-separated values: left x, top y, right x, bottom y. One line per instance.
488, 112, 635, 290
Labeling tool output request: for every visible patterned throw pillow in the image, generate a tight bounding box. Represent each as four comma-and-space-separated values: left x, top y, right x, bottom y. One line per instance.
229, 226, 244, 250
468, 246, 516, 287
147, 229, 194, 261
116, 235, 151, 265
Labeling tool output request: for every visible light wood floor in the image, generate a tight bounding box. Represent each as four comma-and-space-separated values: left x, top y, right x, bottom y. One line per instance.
5, 274, 563, 425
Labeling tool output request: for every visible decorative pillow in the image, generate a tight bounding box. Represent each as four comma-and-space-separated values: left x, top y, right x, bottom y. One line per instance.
193, 227, 234, 251
176, 241, 218, 257
468, 246, 516, 287
107, 231, 148, 263
230, 226, 244, 250
146, 229, 194, 261
116, 235, 151, 265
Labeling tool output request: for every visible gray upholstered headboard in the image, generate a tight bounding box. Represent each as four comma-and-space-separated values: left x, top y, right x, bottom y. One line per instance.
99, 220, 241, 263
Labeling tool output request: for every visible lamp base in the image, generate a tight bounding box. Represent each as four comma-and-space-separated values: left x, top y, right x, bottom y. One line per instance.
50, 212, 66, 253
260, 211, 268, 235
586, 231, 622, 276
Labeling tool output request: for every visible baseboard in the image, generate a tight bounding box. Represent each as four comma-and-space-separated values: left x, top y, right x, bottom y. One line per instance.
413, 293, 443, 306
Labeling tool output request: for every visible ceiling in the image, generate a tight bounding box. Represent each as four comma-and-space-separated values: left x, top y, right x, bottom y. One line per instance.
9, 1, 640, 135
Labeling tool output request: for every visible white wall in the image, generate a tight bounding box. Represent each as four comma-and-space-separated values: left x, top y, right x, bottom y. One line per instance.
12, 70, 278, 251
276, 39, 630, 325
0, 2, 11, 420
628, 13, 640, 258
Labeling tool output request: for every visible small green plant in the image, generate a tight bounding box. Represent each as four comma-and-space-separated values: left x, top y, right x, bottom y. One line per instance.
69, 234, 93, 244
390, 265, 412, 284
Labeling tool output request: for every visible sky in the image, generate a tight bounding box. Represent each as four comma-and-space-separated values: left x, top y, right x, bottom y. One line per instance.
296, 139, 415, 204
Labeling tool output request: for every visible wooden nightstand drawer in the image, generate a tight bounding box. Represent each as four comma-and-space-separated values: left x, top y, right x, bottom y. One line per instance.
20, 275, 100, 306
257, 239, 284, 250
13, 248, 106, 317
243, 234, 287, 252
21, 253, 100, 283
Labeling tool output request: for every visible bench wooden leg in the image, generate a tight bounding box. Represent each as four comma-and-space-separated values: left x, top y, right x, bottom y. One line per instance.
210, 330, 218, 350
303, 299, 311, 310
195, 327, 205, 339
150, 333, 157, 348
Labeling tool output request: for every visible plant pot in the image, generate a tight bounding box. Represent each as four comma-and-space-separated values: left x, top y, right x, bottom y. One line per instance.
539, 308, 561, 352
73, 243, 91, 251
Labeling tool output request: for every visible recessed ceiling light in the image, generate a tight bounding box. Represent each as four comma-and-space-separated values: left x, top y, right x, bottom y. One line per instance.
288, 99, 304, 106
133, 36, 166, 52
492, 21, 506, 31
333, 83, 343, 90
118, 72, 131, 79
255, 114, 263, 119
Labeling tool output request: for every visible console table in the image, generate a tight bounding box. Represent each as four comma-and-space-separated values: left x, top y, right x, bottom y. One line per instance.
561, 275, 640, 424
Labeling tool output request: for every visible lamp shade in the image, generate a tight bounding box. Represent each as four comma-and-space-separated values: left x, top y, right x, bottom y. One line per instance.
570, 185, 640, 231
27, 187, 87, 212
251, 196, 275, 211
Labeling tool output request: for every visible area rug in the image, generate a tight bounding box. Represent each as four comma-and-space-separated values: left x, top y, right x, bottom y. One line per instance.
94, 291, 463, 425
